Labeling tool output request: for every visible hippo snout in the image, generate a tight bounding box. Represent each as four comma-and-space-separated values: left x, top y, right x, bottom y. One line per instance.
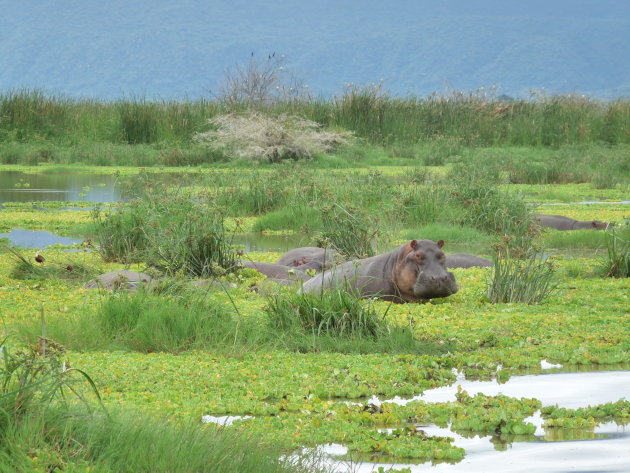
414, 271, 458, 299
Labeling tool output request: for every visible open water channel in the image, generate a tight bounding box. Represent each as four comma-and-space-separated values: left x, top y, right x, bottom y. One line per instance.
310, 368, 630, 473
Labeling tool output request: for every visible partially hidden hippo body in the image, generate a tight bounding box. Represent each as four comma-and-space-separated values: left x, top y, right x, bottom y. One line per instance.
83, 270, 152, 291
276, 247, 341, 273
535, 214, 609, 231
301, 239, 458, 302
238, 260, 310, 281
445, 253, 493, 269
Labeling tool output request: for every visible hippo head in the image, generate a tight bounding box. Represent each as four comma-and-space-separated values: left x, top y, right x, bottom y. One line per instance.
574, 220, 609, 230
394, 239, 458, 300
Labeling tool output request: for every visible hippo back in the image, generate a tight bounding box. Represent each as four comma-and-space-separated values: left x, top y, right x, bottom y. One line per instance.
238, 260, 310, 281
536, 214, 609, 231
446, 254, 493, 269
276, 247, 341, 271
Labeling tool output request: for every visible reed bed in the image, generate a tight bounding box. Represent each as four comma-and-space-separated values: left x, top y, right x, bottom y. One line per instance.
2, 89, 629, 149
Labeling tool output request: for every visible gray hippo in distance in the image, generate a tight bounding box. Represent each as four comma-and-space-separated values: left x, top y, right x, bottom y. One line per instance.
83, 270, 152, 291
301, 239, 458, 302
446, 254, 493, 269
535, 214, 609, 231
238, 260, 310, 281
276, 247, 341, 273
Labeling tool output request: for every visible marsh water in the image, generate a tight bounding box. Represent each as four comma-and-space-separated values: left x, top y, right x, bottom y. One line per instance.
0, 170, 201, 204
0, 229, 84, 248
317, 369, 630, 473
0, 170, 122, 203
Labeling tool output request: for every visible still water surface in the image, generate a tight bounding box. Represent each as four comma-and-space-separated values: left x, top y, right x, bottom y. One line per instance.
323, 370, 630, 473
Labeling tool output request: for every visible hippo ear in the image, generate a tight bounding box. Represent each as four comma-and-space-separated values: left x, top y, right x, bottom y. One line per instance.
437, 239, 445, 248
410, 240, 418, 249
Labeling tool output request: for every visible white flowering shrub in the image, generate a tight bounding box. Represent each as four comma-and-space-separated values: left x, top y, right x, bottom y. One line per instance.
194, 112, 352, 162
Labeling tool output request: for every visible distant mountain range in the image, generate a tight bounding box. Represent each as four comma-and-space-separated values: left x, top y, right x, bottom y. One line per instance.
2, 0, 629, 99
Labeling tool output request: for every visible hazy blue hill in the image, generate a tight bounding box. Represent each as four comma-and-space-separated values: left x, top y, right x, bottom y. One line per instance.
1, 0, 629, 99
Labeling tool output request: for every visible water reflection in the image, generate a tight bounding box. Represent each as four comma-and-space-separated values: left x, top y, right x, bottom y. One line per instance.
323, 371, 630, 473
0, 229, 83, 248
0, 171, 121, 203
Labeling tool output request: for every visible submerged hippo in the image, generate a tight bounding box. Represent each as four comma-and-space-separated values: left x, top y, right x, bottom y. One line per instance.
276, 247, 341, 272
535, 214, 609, 231
301, 239, 458, 302
83, 270, 152, 291
238, 260, 310, 281
446, 253, 493, 269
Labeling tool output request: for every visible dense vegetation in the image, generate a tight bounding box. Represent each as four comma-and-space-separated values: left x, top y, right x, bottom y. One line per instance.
1, 90, 629, 151
0, 88, 628, 471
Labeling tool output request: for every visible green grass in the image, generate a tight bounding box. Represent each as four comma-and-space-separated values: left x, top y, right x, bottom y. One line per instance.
253, 205, 322, 233
541, 229, 607, 249
2, 90, 630, 154
91, 180, 239, 276
19, 291, 246, 354
401, 223, 493, 244
0, 339, 319, 473
487, 250, 558, 304
1, 408, 319, 473
601, 224, 630, 278
263, 288, 454, 355
317, 202, 385, 258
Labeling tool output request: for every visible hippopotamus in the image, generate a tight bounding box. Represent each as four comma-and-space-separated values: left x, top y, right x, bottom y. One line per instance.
446, 254, 493, 269
83, 270, 152, 291
301, 239, 458, 302
535, 214, 610, 231
238, 260, 310, 281
276, 247, 341, 272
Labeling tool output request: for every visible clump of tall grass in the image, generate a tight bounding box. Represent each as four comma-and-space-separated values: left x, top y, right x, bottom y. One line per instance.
450, 167, 536, 252
265, 288, 388, 338
0, 89, 72, 141
317, 203, 383, 258
423, 135, 464, 165
96, 292, 238, 353
194, 112, 352, 162
217, 172, 288, 215
540, 230, 607, 249
253, 205, 322, 233
0, 336, 104, 438
400, 185, 458, 226
117, 99, 161, 144
486, 247, 558, 304
92, 177, 238, 276
20, 292, 247, 353
91, 202, 148, 263
263, 288, 455, 354
143, 203, 238, 278
601, 223, 629, 278
1, 407, 318, 473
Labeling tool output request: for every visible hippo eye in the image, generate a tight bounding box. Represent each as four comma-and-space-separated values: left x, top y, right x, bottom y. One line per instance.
438, 251, 445, 259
